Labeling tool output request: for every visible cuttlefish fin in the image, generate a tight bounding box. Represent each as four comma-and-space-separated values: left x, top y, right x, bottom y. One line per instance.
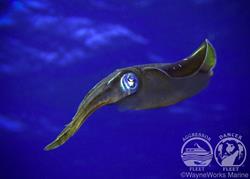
199, 39, 216, 74
160, 39, 216, 78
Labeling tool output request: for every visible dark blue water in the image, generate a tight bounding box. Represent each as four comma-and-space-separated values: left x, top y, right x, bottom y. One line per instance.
1, 0, 249, 178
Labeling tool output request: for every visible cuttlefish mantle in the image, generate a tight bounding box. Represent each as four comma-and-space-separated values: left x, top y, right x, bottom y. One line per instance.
44, 39, 216, 151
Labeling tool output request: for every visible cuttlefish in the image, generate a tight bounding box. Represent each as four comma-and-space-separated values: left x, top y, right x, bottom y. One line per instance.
44, 39, 216, 151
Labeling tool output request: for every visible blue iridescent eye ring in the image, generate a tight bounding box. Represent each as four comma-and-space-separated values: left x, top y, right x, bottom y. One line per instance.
120, 72, 139, 95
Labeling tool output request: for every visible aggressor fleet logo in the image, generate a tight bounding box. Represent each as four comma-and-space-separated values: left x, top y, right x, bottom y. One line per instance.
181, 133, 213, 167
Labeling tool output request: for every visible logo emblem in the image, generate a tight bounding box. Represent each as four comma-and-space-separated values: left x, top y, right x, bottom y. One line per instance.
214, 137, 247, 167
181, 136, 213, 166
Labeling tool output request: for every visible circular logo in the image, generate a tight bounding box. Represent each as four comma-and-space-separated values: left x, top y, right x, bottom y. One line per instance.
181, 137, 213, 166
214, 137, 247, 167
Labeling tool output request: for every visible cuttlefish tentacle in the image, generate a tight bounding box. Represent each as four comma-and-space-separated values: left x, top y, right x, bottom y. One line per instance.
44, 39, 216, 151
44, 70, 125, 150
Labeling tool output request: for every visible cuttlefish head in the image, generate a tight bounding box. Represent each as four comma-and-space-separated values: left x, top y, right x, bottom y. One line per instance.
44, 39, 216, 150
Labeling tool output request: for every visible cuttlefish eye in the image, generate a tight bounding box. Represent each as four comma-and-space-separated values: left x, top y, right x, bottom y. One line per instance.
120, 72, 139, 95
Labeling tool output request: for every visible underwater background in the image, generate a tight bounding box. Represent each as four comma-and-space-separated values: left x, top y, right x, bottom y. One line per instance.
0, 0, 250, 178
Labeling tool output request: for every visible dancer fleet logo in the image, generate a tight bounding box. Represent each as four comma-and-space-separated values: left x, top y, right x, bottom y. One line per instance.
214, 133, 247, 168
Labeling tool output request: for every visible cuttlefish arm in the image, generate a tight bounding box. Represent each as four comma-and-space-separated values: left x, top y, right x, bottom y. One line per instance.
44, 39, 216, 151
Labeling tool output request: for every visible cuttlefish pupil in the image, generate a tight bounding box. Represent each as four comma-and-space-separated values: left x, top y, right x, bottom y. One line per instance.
120, 72, 139, 95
